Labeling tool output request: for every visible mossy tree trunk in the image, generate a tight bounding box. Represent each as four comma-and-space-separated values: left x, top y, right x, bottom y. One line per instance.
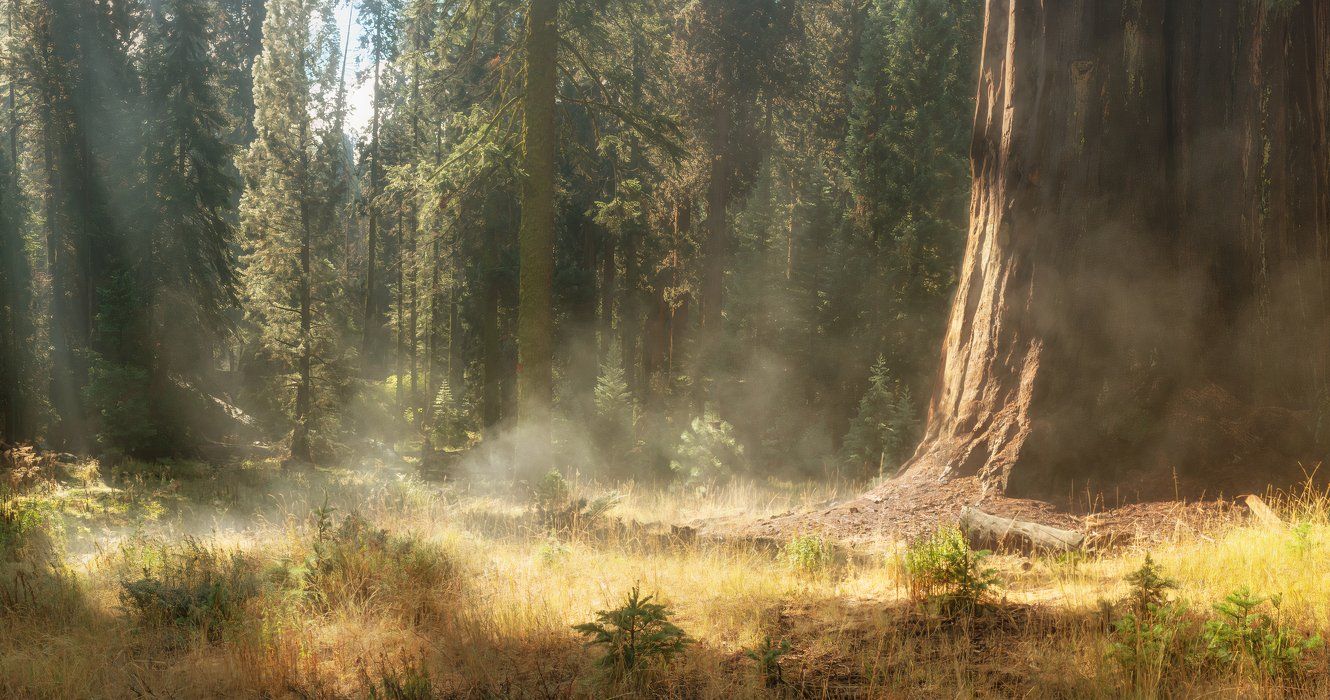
517, 0, 558, 428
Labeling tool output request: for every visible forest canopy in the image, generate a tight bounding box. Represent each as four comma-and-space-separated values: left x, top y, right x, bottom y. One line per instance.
0, 0, 981, 483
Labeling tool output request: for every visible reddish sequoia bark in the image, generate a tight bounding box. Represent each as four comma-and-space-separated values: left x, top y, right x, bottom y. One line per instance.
906, 0, 1330, 498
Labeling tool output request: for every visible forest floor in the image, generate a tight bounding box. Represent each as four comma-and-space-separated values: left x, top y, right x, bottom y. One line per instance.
2, 446, 1329, 698
728, 467, 1244, 549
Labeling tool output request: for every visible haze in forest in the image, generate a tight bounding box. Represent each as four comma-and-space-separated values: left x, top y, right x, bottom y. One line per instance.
0, 0, 983, 491
1, 0, 1329, 696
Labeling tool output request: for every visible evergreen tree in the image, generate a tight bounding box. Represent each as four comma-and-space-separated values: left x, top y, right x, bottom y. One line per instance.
842, 355, 917, 478
357, 0, 403, 378
239, 0, 349, 463
592, 351, 637, 472
90, 0, 243, 456
844, 0, 979, 400
0, 145, 27, 443
215, 0, 267, 146
26, 0, 142, 452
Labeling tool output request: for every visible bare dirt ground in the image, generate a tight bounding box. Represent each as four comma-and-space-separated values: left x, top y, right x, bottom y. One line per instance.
709, 466, 1245, 549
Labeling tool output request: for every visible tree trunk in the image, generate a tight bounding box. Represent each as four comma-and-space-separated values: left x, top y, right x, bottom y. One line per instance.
395, 213, 405, 408
700, 101, 730, 337
620, 215, 642, 393
570, 212, 599, 418
408, 216, 418, 408
292, 198, 313, 464
600, 224, 615, 363
481, 260, 502, 432
906, 0, 1330, 500
362, 41, 382, 378
423, 232, 440, 460
517, 0, 558, 426
1, 0, 22, 443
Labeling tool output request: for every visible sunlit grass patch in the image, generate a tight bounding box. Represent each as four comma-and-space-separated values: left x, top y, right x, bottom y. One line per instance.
4, 467, 1330, 697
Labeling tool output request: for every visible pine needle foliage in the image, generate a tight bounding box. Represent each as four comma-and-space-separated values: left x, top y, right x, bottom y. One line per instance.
574, 585, 691, 677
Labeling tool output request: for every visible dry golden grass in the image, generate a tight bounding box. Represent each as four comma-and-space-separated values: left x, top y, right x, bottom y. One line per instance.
2, 460, 1329, 698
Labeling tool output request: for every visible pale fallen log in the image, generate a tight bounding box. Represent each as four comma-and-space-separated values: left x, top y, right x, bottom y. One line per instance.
1241, 494, 1285, 529
959, 506, 1085, 553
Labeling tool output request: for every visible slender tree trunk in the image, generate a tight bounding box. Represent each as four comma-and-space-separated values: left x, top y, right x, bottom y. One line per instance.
422, 234, 440, 459
620, 218, 640, 391
516, 0, 558, 427
600, 225, 615, 362
700, 101, 729, 335
481, 261, 502, 431
292, 199, 314, 464
408, 37, 422, 413
395, 214, 405, 406
40, 38, 81, 451
571, 212, 598, 414
696, 100, 730, 410
409, 221, 418, 407
362, 40, 382, 377
447, 284, 462, 399
290, 66, 315, 463
905, 0, 1330, 499
2, 0, 20, 442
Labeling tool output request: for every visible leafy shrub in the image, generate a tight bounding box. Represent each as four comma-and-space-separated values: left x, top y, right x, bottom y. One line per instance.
536, 537, 570, 566
1106, 560, 1323, 690
902, 526, 999, 611
841, 355, 917, 478
529, 469, 621, 532
1124, 554, 1176, 614
118, 537, 258, 640
1201, 587, 1322, 678
783, 534, 834, 575
1106, 557, 1200, 691
1288, 520, 1319, 555
744, 636, 791, 687
574, 585, 691, 677
0, 494, 74, 612
0, 495, 60, 564
531, 469, 572, 516
670, 409, 745, 484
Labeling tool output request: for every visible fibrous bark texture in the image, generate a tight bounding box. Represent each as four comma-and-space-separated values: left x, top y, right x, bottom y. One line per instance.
908, 0, 1330, 499
517, 0, 558, 420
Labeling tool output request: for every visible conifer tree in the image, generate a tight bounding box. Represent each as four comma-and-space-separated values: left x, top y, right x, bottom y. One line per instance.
239, 0, 348, 463
107, 0, 242, 454
357, 0, 403, 378
0, 145, 27, 443
844, 0, 979, 400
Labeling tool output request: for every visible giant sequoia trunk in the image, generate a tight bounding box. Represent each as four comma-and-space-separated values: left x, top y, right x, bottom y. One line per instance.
907, 0, 1330, 499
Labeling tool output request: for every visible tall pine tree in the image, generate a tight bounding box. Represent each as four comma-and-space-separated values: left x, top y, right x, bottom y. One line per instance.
240, 0, 349, 463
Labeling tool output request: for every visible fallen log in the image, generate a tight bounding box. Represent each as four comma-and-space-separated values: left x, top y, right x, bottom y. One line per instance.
959, 507, 1085, 554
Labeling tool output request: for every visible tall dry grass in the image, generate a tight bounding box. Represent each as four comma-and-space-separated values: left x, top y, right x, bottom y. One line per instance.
0, 458, 1328, 697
